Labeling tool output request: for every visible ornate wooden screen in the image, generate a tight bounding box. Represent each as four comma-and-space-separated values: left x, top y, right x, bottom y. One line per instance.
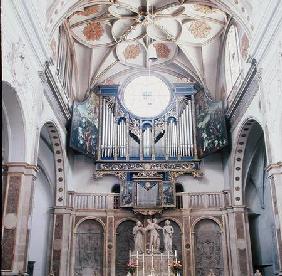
74, 220, 104, 276
194, 219, 224, 276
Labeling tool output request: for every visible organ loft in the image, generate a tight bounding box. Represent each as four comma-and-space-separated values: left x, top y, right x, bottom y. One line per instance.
2, 0, 282, 276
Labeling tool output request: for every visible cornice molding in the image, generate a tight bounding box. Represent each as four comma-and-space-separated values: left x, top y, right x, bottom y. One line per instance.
2, 162, 39, 176
225, 59, 259, 127
266, 162, 282, 176
39, 61, 72, 126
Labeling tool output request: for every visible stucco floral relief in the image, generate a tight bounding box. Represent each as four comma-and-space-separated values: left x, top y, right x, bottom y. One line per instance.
83, 22, 104, 41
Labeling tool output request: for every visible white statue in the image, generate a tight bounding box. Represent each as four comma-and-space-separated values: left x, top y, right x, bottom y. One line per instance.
146, 218, 162, 253
133, 221, 145, 253
163, 220, 174, 253
207, 269, 215, 276
254, 270, 262, 276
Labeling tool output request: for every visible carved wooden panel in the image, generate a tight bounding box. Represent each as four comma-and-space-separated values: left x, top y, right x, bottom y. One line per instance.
115, 220, 135, 276
74, 220, 104, 276
194, 219, 224, 276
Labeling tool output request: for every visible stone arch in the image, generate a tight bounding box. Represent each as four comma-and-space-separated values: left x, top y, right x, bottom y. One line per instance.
74, 216, 106, 232
2, 81, 26, 162
232, 118, 264, 205
73, 219, 105, 276
192, 218, 225, 276
35, 121, 67, 207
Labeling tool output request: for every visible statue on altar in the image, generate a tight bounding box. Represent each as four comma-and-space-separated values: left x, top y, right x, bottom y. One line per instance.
146, 218, 162, 253
207, 269, 216, 276
254, 270, 262, 276
163, 220, 174, 253
133, 221, 145, 253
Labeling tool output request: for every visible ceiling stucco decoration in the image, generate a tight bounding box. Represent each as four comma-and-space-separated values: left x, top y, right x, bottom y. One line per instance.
52, 0, 250, 100
123, 44, 141, 59
188, 21, 212, 39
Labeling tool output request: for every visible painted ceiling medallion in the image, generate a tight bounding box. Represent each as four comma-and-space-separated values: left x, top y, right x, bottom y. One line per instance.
123, 44, 141, 59
83, 22, 104, 41
194, 4, 215, 14
153, 43, 171, 59
75, 5, 100, 16
188, 21, 211, 39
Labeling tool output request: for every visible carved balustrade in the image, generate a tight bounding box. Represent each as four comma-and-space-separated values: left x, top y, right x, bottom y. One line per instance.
68, 192, 120, 210
176, 190, 231, 209
68, 190, 230, 210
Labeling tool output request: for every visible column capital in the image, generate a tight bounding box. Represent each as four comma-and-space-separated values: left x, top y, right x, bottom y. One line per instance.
266, 162, 282, 176
3, 162, 38, 176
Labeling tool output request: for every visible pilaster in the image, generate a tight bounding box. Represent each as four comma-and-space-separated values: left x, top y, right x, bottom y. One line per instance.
1, 162, 38, 275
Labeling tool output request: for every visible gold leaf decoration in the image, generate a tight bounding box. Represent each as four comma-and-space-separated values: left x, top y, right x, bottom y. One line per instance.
188, 21, 211, 39
83, 22, 104, 41
123, 44, 141, 59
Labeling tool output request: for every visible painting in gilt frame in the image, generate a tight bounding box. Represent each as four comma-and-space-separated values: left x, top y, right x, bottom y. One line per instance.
195, 91, 228, 157
70, 93, 99, 158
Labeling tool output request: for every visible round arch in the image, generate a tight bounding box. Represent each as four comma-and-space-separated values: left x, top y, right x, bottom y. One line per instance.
232, 118, 264, 205
36, 121, 67, 206
2, 81, 26, 162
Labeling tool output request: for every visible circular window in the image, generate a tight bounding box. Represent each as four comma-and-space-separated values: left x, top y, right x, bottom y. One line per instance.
121, 75, 172, 118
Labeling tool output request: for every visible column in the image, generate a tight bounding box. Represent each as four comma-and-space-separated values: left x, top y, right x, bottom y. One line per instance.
266, 162, 282, 275
2, 162, 38, 275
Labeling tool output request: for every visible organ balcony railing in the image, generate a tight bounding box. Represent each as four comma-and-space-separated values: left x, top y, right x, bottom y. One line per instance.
67, 190, 231, 210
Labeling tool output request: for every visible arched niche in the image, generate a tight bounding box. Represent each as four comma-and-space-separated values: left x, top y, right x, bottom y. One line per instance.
193, 218, 224, 276
2, 81, 26, 162
74, 219, 104, 276
158, 219, 182, 259
115, 219, 136, 276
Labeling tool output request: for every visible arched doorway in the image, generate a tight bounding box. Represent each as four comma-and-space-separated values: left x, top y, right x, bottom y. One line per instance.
74, 219, 104, 276
193, 219, 224, 276
243, 122, 279, 275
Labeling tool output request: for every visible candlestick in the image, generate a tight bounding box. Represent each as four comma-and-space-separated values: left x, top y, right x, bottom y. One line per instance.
151, 248, 153, 269
136, 251, 139, 276
168, 251, 170, 276
130, 250, 132, 262
142, 253, 145, 276
175, 250, 177, 263
161, 253, 163, 275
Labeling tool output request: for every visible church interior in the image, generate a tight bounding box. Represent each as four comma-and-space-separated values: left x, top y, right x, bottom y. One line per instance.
2, 0, 282, 275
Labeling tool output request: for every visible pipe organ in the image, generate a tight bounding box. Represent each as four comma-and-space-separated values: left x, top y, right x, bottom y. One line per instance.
98, 90, 197, 161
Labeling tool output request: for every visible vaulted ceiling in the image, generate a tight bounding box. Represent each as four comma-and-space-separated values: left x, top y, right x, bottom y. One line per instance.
46, 0, 254, 101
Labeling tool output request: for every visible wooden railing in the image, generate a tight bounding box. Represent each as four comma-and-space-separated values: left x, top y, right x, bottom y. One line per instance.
68, 192, 120, 210
176, 191, 231, 209
68, 191, 230, 210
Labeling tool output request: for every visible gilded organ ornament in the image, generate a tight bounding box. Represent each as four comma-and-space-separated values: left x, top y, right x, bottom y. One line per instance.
188, 21, 212, 39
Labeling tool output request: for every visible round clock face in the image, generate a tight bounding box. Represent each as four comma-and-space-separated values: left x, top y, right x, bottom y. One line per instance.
121, 75, 171, 118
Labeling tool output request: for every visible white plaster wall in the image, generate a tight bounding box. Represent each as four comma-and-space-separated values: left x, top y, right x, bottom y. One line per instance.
177, 152, 225, 192
69, 154, 119, 193
28, 170, 53, 276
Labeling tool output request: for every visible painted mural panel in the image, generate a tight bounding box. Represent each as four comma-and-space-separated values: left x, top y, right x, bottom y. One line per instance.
195, 91, 228, 157
70, 93, 99, 158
